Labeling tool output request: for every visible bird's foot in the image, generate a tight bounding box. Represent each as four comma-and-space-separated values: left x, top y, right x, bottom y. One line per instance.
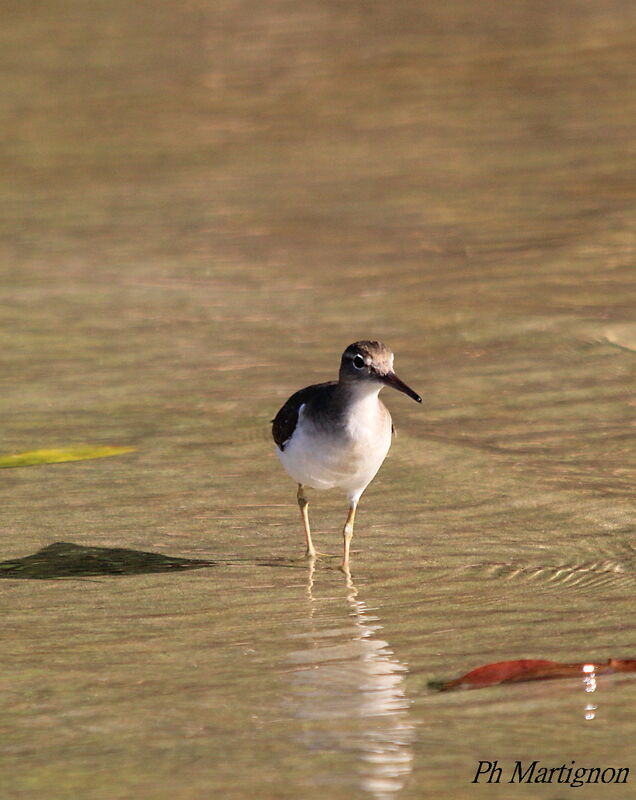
338, 549, 361, 572
306, 549, 336, 560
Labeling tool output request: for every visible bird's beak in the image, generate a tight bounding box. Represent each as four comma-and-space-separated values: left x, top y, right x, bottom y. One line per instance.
382, 371, 422, 403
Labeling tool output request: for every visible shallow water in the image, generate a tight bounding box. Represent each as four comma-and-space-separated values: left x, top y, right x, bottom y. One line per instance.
2, 0, 636, 797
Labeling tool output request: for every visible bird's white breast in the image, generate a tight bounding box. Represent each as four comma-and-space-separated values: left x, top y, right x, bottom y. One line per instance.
277, 388, 392, 503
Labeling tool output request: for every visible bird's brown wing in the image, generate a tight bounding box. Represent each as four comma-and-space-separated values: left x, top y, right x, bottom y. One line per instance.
271, 382, 337, 451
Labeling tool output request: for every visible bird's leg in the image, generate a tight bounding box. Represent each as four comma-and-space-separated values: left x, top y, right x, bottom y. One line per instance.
341, 501, 358, 570
297, 484, 316, 558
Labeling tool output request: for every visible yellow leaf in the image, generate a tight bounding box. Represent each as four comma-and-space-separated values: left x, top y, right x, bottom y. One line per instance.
0, 446, 135, 469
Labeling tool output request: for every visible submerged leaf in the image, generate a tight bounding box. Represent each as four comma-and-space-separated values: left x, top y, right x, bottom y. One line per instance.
0, 446, 135, 469
433, 657, 636, 691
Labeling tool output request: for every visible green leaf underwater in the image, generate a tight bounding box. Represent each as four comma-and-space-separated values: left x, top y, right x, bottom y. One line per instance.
0, 446, 135, 469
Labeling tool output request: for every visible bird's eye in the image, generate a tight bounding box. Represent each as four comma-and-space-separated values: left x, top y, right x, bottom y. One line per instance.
353, 355, 365, 369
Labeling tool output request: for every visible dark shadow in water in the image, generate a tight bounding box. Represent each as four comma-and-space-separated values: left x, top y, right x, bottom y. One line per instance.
0, 542, 334, 579
0, 541, 218, 579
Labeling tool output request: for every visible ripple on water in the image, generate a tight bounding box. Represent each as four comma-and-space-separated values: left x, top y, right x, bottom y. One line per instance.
461, 558, 635, 591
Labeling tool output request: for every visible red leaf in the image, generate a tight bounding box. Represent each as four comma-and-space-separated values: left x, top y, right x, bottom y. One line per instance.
436, 657, 636, 691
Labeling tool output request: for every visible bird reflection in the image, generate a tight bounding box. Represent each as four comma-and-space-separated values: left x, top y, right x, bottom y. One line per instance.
285, 561, 415, 800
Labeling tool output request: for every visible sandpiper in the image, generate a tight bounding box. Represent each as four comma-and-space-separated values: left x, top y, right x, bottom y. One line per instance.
272, 340, 421, 568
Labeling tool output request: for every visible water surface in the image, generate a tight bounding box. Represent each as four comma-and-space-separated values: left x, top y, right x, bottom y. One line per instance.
2, 0, 636, 797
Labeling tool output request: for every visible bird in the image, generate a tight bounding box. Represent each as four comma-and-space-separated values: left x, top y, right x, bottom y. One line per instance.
272, 340, 421, 568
